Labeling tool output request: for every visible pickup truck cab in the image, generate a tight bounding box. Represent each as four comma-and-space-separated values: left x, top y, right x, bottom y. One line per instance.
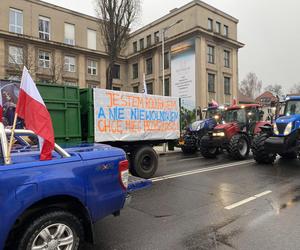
0, 123, 151, 250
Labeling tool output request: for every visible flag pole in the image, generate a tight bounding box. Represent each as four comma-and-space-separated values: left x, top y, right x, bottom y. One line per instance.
7, 112, 18, 159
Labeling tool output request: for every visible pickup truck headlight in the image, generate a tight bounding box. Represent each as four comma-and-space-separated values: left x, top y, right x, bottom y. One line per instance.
213, 132, 225, 137
273, 123, 279, 135
284, 122, 293, 136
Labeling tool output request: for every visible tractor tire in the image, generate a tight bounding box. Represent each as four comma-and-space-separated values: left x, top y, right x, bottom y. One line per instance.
228, 134, 250, 160
252, 133, 276, 164
181, 146, 197, 154
131, 146, 158, 179
200, 135, 218, 159
279, 151, 298, 159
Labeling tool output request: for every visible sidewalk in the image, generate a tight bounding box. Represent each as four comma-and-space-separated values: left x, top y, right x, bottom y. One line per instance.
153, 145, 182, 155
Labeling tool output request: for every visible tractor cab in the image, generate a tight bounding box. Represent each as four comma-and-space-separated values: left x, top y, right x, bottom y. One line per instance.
252, 96, 300, 164
179, 104, 225, 154
200, 104, 270, 160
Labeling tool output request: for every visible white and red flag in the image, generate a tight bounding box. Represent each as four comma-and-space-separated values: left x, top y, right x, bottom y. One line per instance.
16, 67, 55, 160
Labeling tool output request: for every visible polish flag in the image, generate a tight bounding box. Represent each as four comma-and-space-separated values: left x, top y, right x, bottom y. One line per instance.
16, 67, 55, 160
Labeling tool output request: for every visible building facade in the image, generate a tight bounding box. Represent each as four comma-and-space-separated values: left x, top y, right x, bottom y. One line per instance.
0, 0, 244, 108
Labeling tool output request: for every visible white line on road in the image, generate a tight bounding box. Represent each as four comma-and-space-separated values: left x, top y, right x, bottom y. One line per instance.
178, 156, 204, 162
224, 190, 272, 210
150, 160, 254, 182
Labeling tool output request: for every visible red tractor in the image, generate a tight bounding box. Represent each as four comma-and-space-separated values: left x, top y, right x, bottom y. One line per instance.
200, 104, 271, 160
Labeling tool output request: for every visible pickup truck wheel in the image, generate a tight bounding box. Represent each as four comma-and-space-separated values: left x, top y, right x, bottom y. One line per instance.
16, 210, 84, 250
132, 146, 158, 179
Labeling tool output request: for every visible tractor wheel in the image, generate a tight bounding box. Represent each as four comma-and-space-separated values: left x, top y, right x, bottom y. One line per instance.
279, 151, 298, 159
252, 133, 276, 164
200, 135, 218, 159
228, 134, 250, 160
181, 146, 197, 154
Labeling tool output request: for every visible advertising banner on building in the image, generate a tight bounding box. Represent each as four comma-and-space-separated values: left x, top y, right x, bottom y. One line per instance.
93, 89, 180, 142
171, 39, 196, 130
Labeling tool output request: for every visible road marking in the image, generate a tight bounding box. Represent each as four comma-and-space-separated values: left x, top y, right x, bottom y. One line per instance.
178, 156, 204, 162
150, 160, 254, 182
224, 190, 272, 210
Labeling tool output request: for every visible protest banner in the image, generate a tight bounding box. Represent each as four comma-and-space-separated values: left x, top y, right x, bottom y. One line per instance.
93, 89, 180, 142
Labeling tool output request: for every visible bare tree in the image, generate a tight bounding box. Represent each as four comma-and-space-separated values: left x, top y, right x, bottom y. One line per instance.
239, 72, 262, 99
95, 0, 140, 89
7, 46, 35, 79
264, 84, 283, 96
49, 59, 63, 84
289, 83, 300, 94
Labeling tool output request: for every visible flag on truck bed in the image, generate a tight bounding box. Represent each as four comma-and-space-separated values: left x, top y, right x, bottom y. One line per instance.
16, 67, 55, 160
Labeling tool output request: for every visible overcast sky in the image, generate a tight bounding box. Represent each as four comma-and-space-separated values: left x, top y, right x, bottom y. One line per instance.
43, 0, 300, 92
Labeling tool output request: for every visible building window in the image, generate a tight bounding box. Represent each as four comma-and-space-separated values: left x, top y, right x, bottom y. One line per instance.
154, 31, 160, 43
164, 52, 170, 69
64, 81, 78, 87
132, 63, 138, 79
224, 77, 231, 95
147, 82, 153, 94
208, 73, 215, 93
39, 16, 50, 40
164, 78, 170, 96
139, 38, 144, 50
87, 60, 97, 75
64, 56, 76, 72
38, 51, 51, 68
146, 58, 153, 75
133, 86, 139, 93
216, 22, 221, 34
224, 50, 230, 68
207, 45, 215, 64
9, 8, 23, 34
133, 41, 137, 53
147, 35, 151, 47
87, 29, 97, 50
224, 25, 229, 37
64, 23, 75, 45
87, 83, 98, 88
113, 86, 121, 91
8, 46, 23, 64
208, 18, 213, 31
113, 64, 120, 79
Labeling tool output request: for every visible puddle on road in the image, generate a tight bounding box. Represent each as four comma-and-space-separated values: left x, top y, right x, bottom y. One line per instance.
182, 217, 242, 250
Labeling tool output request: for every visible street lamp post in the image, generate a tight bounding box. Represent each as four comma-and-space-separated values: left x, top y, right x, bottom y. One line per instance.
161, 19, 183, 96
161, 19, 183, 153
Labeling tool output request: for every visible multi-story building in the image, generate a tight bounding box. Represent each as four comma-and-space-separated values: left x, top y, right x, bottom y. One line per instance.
0, 0, 244, 107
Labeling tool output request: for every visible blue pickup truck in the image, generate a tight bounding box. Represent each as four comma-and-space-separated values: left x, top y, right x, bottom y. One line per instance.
0, 124, 151, 250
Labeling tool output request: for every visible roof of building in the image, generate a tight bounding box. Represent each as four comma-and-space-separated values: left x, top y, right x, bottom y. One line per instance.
238, 90, 256, 104
130, 0, 239, 37
255, 91, 278, 106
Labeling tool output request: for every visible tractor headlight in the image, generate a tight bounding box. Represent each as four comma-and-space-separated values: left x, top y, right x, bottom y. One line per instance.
213, 132, 225, 137
284, 122, 293, 136
273, 123, 279, 135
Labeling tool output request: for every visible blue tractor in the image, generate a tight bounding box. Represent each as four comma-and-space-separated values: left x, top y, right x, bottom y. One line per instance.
179, 105, 224, 154
252, 96, 300, 163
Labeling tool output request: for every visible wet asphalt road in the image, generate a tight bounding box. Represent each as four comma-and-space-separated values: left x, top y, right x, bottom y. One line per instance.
85, 152, 300, 250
